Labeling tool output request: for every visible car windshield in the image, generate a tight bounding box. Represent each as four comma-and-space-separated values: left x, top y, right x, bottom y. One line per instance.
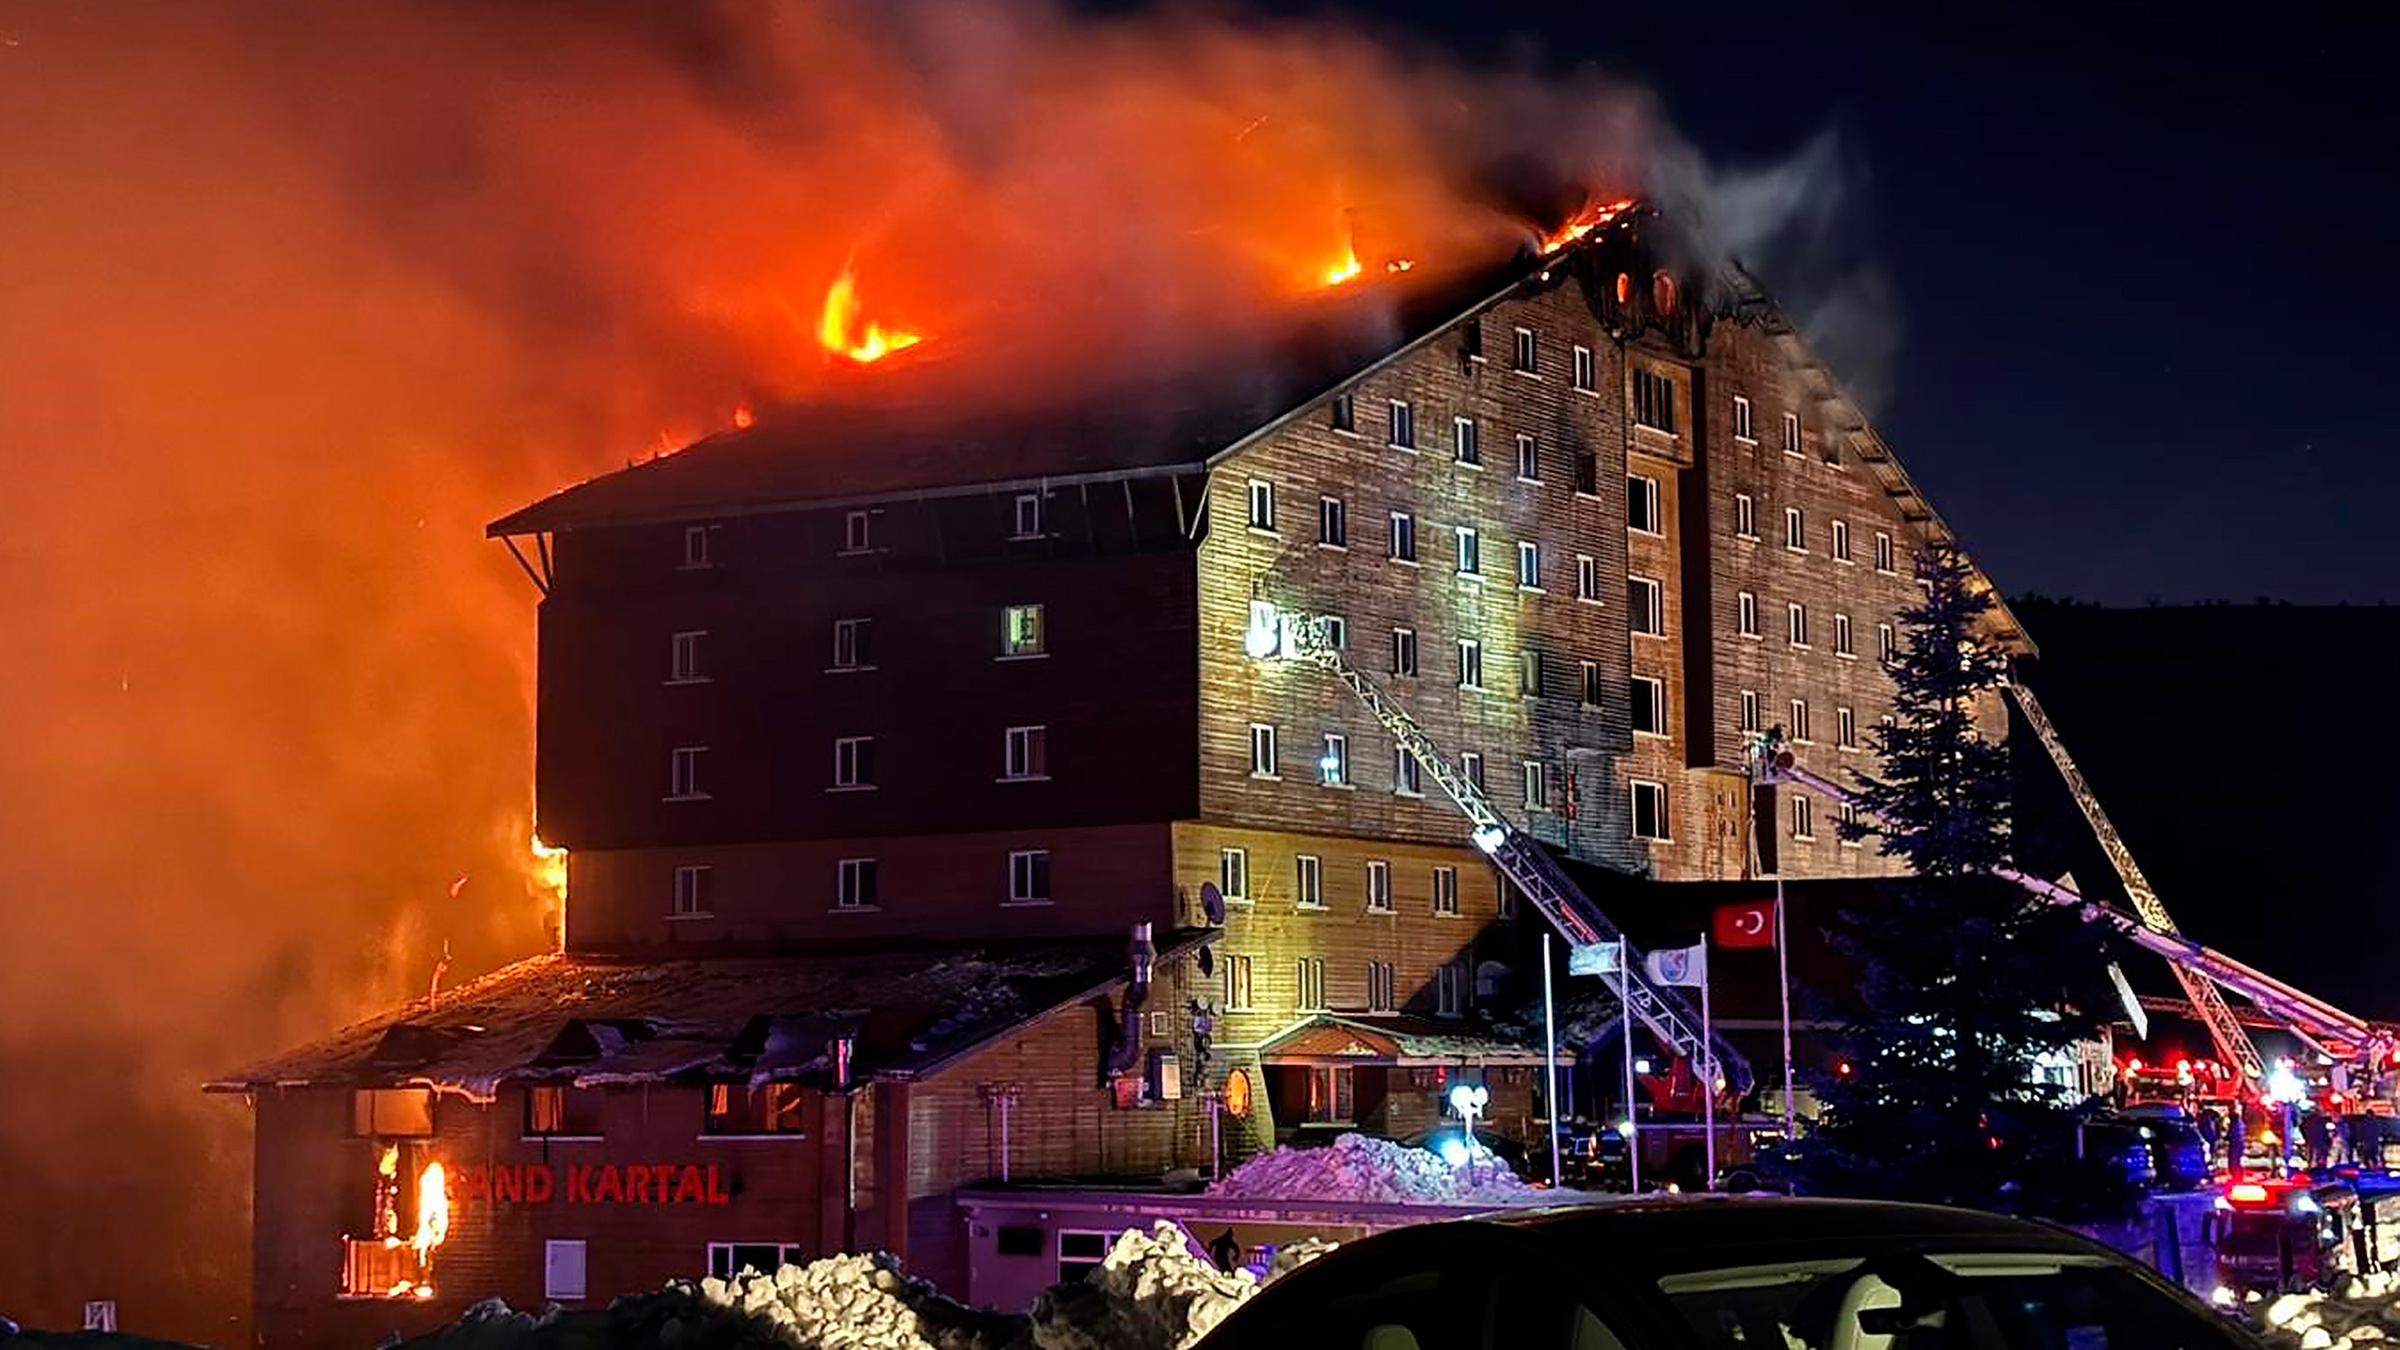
1657, 1251, 2248, 1350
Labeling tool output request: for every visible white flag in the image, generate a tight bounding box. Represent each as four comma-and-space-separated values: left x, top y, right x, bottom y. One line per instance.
1644, 942, 1708, 988
1568, 941, 1623, 975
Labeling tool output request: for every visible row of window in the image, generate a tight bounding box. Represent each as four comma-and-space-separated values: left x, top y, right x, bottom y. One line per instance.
1730, 494, 1899, 572
666, 847, 1055, 918
1735, 693, 1888, 751
1784, 794, 1866, 845
1727, 396, 1808, 457
1218, 950, 1469, 1017
1733, 595, 1896, 661
661, 604, 1047, 686
676, 489, 1060, 573
1215, 847, 1489, 917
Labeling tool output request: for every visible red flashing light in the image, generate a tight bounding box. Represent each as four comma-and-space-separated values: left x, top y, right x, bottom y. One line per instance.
1836, 1061, 1854, 1078
2127, 1058, 2144, 1074
2228, 1182, 2272, 1204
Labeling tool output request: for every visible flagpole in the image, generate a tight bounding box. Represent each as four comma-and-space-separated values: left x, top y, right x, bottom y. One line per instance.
1542, 933, 1561, 1189
1621, 962, 1639, 1193
1776, 877, 1795, 1141
1701, 948, 1718, 1191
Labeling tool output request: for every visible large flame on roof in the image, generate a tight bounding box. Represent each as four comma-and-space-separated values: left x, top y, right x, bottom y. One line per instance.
817, 263, 923, 364
1538, 197, 1642, 254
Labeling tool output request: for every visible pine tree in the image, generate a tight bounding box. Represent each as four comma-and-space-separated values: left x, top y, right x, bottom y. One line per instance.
1794, 541, 2131, 1220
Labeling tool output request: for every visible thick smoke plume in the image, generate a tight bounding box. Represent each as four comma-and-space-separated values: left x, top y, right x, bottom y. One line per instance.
0, 1, 1855, 1338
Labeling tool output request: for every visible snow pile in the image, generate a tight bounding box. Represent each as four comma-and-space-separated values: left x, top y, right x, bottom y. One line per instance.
698, 1251, 947, 1349
2251, 1274, 2400, 1350
1032, 1222, 1262, 1350
1209, 1131, 1548, 1205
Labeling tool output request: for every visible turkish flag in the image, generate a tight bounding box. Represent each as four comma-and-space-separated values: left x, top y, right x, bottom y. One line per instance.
1713, 900, 1777, 949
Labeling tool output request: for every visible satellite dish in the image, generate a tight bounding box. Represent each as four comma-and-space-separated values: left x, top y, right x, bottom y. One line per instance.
1199, 881, 1226, 926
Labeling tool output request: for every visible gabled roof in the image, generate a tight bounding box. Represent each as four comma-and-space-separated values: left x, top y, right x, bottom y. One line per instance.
1257, 1013, 1566, 1067
207, 934, 1204, 1098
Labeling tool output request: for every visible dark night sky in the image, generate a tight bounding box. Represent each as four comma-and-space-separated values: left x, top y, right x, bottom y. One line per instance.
1278, 2, 2400, 604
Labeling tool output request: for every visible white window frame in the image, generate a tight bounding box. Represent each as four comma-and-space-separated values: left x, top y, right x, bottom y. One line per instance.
1012, 493, 1044, 540
1388, 511, 1418, 564
1517, 539, 1542, 591
1220, 847, 1250, 904
1460, 751, 1485, 793
1006, 849, 1051, 906
1740, 689, 1760, 733
1330, 391, 1357, 434
1790, 698, 1813, 744
1783, 411, 1803, 456
1387, 398, 1416, 450
842, 509, 873, 554
1297, 957, 1328, 1012
1879, 622, 1896, 662
1839, 802, 1865, 847
1522, 760, 1550, 811
1248, 723, 1279, 779
1455, 525, 1481, 578
831, 617, 874, 671
1436, 962, 1467, 1017
1838, 705, 1858, 750
1320, 732, 1349, 787
1002, 724, 1048, 782
1631, 675, 1666, 738
544, 1239, 588, 1302
1791, 795, 1816, 841
1835, 613, 1855, 658
1393, 746, 1423, 797
1456, 637, 1484, 690
1318, 495, 1347, 549
1453, 415, 1481, 467
1734, 493, 1757, 538
668, 629, 709, 684
1571, 344, 1596, 392
1738, 591, 1759, 638
1515, 432, 1542, 482
1519, 649, 1544, 698
1630, 576, 1665, 637
1831, 518, 1853, 564
1576, 554, 1600, 603
1365, 860, 1393, 913
999, 603, 1046, 659
836, 857, 877, 911
1631, 779, 1670, 841
1628, 474, 1663, 535
1512, 326, 1538, 374
1246, 478, 1277, 534
1294, 854, 1325, 910
680, 524, 715, 570
1432, 865, 1461, 916
1367, 960, 1396, 1013
1223, 953, 1254, 1010
672, 864, 712, 919
1787, 602, 1811, 649
1579, 660, 1603, 709
1875, 530, 1896, 574
667, 746, 708, 801
1784, 506, 1807, 552
1391, 626, 1419, 677
832, 735, 875, 790
1732, 394, 1755, 442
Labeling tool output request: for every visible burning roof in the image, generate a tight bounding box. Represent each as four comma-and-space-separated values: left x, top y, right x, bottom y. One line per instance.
207, 934, 1204, 1099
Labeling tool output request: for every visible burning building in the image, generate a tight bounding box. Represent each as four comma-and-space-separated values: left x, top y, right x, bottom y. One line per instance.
213, 206, 2025, 1339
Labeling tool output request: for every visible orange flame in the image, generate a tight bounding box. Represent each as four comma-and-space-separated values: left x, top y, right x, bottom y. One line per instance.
411, 1160, 450, 1260
529, 832, 567, 950
817, 263, 922, 363
730, 405, 755, 430
1537, 196, 1640, 254
1321, 243, 1362, 287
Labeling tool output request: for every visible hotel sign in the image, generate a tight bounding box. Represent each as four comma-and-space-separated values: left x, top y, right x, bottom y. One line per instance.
453, 1162, 734, 1207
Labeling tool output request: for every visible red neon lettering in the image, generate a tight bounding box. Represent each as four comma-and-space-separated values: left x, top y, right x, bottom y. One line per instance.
495, 1164, 523, 1204
707, 1164, 732, 1207
673, 1165, 704, 1205
461, 1165, 491, 1204
626, 1164, 651, 1204
593, 1164, 623, 1204
524, 1163, 554, 1204
567, 1164, 593, 1204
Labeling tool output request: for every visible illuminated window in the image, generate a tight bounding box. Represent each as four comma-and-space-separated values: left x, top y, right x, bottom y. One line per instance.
1738, 591, 1759, 638
1740, 690, 1760, 733
1457, 638, 1484, 690
1007, 850, 1050, 905
1222, 953, 1253, 1009
705, 1081, 806, 1135
1365, 860, 1393, 912
1320, 732, 1349, 787
1831, 519, 1853, 563
1330, 392, 1356, 433
1318, 496, 1347, 548
1631, 676, 1666, 736
1220, 847, 1249, 902
832, 736, 874, 788
1248, 723, 1279, 778
668, 630, 708, 683
1011, 493, 1044, 540
1634, 369, 1678, 433
1576, 554, 1600, 602
1432, 866, 1460, 916
1390, 626, 1418, 677
1516, 433, 1542, 481
1629, 576, 1664, 636
1572, 344, 1596, 392
1003, 725, 1048, 780
843, 510, 873, 553
1732, 395, 1755, 441
1388, 511, 1418, 563
1513, 326, 1537, 373
1631, 781, 1669, 841
350, 1089, 434, 1137
1454, 416, 1481, 466
1393, 747, 1422, 797
1388, 399, 1416, 449
667, 746, 708, 801
1790, 699, 1813, 743
1303, 1064, 1354, 1120
1295, 855, 1324, 908
835, 858, 876, 910
832, 617, 873, 670
1246, 479, 1276, 532
1000, 603, 1045, 657
1628, 474, 1662, 534
671, 864, 712, 918
1735, 493, 1757, 538
525, 1086, 603, 1139
1653, 271, 1679, 315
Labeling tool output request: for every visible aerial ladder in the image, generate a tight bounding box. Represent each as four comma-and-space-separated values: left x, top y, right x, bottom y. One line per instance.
1245, 603, 1751, 1088
1747, 717, 2391, 1081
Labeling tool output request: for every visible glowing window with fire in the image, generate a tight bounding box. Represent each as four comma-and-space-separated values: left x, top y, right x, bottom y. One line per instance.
1000, 604, 1045, 657
704, 1082, 807, 1135
340, 1139, 449, 1300
525, 1085, 605, 1138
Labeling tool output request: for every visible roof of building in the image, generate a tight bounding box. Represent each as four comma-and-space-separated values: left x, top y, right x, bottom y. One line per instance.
207, 933, 1204, 1098
1257, 1013, 1570, 1067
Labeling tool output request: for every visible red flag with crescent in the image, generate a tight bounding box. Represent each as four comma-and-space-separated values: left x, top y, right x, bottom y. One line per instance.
1713, 899, 1777, 949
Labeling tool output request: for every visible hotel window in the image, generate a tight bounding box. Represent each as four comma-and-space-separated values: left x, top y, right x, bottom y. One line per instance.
350, 1088, 434, 1137
1295, 855, 1324, 908
1366, 961, 1396, 1013
1462, 318, 1485, 360
1220, 847, 1249, 903
1629, 576, 1665, 636
1513, 326, 1538, 373
833, 736, 874, 788
706, 1082, 807, 1136
1733, 395, 1755, 441
1787, 602, 1811, 648
1634, 369, 1678, 433
1318, 496, 1347, 548
1365, 860, 1393, 912
1436, 963, 1467, 1017
1012, 493, 1044, 540
1393, 747, 1422, 796
1631, 675, 1666, 736
1003, 725, 1048, 780
1783, 412, 1803, 456
1388, 511, 1418, 563
1784, 506, 1807, 552
1390, 627, 1419, 677
1519, 650, 1545, 698
1792, 796, 1816, 840
526, 1086, 604, 1139
1835, 613, 1855, 657
1875, 530, 1896, 573
667, 746, 708, 801
1000, 603, 1046, 657
1461, 752, 1486, 793
1248, 723, 1279, 778
1320, 732, 1349, 787
545, 1240, 588, 1302
836, 858, 877, 910
1831, 519, 1853, 563
1303, 1064, 1353, 1122
1246, 479, 1276, 532
1432, 866, 1460, 916
1457, 638, 1484, 690
1388, 398, 1416, 449
1738, 591, 1759, 638
1222, 953, 1253, 1010
1572, 344, 1596, 392
1631, 781, 1669, 841
1007, 849, 1051, 905
1517, 540, 1542, 590
1628, 474, 1662, 534
1331, 391, 1356, 433
1297, 958, 1328, 1012
1838, 706, 1858, 749
1839, 802, 1864, 844
1735, 493, 1757, 538
1576, 554, 1600, 602
1575, 452, 1599, 495
680, 524, 716, 570
1322, 615, 1347, 649
668, 630, 708, 683
1740, 690, 1760, 733
1522, 761, 1550, 811
1580, 660, 1604, 708
843, 510, 872, 553
708, 1243, 807, 1282
1516, 433, 1542, 481
1790, 699, 1813, 743
1455, 526, 1481, 577
671, 864, 712, 918
832, 617, 874, 669
1497, 880, 1517, 919
1454, 416, 1481, 466
1878, 623, 1896, 663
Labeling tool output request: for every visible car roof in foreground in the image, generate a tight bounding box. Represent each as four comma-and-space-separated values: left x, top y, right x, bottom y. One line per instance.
1490, 1195, 2097, 1266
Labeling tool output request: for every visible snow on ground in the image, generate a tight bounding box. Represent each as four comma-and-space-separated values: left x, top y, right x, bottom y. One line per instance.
2250, 1274, 2400, 1350
1208, 1131, 1562, 1206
